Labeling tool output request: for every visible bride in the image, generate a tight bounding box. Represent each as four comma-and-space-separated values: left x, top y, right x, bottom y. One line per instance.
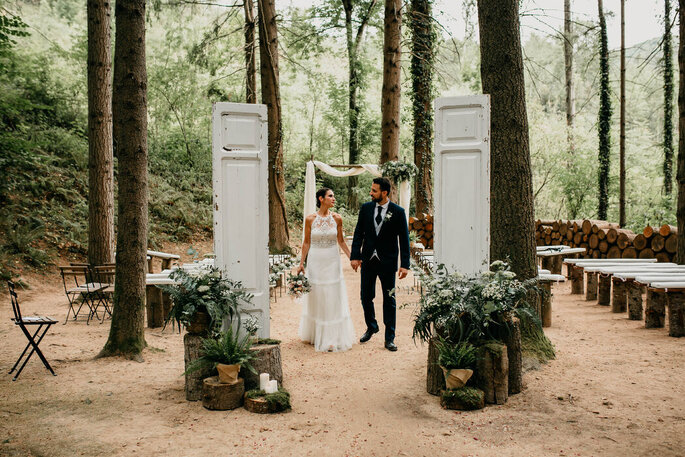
296, 188, 355, 352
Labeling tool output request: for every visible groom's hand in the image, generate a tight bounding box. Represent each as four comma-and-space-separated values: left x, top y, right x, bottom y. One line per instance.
350, 260, 361, 272
398, 267, 409, 280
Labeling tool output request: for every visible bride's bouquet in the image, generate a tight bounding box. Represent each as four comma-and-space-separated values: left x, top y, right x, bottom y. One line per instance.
287, 272, 311, 298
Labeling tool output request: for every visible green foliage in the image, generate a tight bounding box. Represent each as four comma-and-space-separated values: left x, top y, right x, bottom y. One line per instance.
162, 267, 253, 332
411, 261, 539, 345
184, 327, 257, 375
440, 386, 483, 410
380, 160, 418, 182
256, 338, 281, 345
245, 388, 291, 412
436, 337, 477, 370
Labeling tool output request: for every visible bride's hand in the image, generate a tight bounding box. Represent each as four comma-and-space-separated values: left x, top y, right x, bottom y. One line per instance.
295, 265, 305, 275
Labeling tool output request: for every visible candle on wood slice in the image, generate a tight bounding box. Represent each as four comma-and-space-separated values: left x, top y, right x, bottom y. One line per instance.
260, 373, 270, 391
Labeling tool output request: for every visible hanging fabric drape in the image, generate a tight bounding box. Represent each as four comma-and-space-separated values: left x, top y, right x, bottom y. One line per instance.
303, 160, 410, 239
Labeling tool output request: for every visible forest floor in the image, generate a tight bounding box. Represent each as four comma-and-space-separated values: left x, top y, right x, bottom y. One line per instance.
1, 247, 684, 457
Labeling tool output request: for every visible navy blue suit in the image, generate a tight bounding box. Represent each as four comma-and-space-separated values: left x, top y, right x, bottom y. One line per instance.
351, 201, 410, 342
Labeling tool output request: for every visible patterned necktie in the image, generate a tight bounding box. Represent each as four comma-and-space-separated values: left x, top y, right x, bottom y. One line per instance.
376, 205, 383, 225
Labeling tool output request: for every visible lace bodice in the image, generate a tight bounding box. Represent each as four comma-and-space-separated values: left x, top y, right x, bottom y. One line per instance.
311, 214, 338, 248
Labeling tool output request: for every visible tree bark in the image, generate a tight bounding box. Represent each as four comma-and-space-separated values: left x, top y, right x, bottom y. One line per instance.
409, 0, 433, 214
667, 290, 685, 337
677, 0, 685, 266
664, 0, 675, 195
619, 0, 626, 226
627, 281, 644, 320
597, 0, 611, 220
244, 0, 257, 104
564, 0, 575, 148
87, 0, 114, 267
380, 0, 401, 166
477, 0, 536, 280
503, 317, 522, 395
240, 343, 283, 391
426, 337, 444, 395
202, 377, 244, 410
258, 0, 290, 251
99, 0, 148, 359
645, 289, 667, 328
474, 343, 508, 405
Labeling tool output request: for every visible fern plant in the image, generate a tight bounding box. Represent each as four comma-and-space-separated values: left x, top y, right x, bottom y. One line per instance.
185, 327, 257, 375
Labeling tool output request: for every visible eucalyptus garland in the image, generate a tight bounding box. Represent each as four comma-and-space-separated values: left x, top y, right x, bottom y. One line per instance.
381, 160, 418, 182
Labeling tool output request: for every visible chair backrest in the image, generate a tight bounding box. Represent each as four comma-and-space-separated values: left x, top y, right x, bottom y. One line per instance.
7, 281, 21, 321
59, 265, 90, 289
94, 265, 116, 284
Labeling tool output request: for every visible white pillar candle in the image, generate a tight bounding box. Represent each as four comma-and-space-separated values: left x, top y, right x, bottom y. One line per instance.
259, 373, 270, 391
265, 379, 278, 394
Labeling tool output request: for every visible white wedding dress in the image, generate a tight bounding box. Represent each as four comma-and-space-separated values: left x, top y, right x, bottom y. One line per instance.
298, 213, 355, 352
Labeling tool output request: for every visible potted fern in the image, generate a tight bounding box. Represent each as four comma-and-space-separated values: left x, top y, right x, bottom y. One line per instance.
436, 337, 477, 389
186, 327, 257, 384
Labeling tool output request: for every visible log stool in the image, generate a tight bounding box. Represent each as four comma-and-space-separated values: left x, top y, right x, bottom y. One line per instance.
666, 290, 685, 337
611, 277, 627, 313
586, 271, 598, 301
202, 377, 244, 410
570, 265, 584, 295
597, 273, 611, 306
626, 280, 644, 321
645, 289, 667, 328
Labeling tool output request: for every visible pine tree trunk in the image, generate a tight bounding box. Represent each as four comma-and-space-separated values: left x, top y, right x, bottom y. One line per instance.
477, 0, 536, 280
380, 0, 401, 167
100, 0, 148, 359
258, 0, 290, 251
87, 0, 114, 267
409, 0, 433, 215
664, 0, 674, 195
678, 0, 685, 267
619, 0, 626, 226
564, 0, 575, 147
244, 0, 256, 104
597, 0, 612, 220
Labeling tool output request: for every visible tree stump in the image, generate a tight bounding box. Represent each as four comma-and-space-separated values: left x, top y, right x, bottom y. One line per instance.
540, 281, 552, 327
570, 265, 584, 295
145, 285, 164, 328
645, 289, 666, 328
202, 377, 244, 410
626, 281, 643, 320
440, 387, 485, 411
551, 256, 563, 275
586, 272, 598, 301
426, 337, 445, 396
240, 343, 283, 391
667, 291, 685, 337
597, 274, 611, 306
611, 278, 627, 313
474, 343, 508, 405
184, 333, 213, 401
503, 317, 522, 395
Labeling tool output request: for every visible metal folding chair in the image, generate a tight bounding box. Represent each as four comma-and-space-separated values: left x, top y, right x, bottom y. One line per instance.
93, 264, 115, 322
59, 265, 106, 324
7, 281, 57, 381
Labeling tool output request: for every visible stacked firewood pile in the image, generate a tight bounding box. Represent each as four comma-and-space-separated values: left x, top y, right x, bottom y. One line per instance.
535, 219, 678, 262
409, 213, 434, 249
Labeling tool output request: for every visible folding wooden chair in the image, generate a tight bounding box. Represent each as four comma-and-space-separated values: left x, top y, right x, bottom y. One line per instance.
93, 264, 116, 322
7, 281, 57, 381
59, 265, 106, 324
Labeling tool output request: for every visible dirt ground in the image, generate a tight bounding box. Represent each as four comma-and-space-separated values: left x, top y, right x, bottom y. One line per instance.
1, 252, 684, 457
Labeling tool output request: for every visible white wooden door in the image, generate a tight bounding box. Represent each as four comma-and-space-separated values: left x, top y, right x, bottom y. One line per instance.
212, 102, 270, 337
433, 95, 490, 275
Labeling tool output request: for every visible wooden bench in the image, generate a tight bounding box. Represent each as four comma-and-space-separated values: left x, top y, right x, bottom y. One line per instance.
147, 250, 181, 274
537, 273, 565, 327
536, 247, 586, 274
563, 259, 658, 299
145, 275, 177, 328
644, 281, 685, 337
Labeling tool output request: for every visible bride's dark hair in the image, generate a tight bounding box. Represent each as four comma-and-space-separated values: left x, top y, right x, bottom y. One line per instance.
316, 187, 332, 208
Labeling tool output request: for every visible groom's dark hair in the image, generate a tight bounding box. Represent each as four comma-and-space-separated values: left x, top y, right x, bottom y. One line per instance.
373, 177, 391, 195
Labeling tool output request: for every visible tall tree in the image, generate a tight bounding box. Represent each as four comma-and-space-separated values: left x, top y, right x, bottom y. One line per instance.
99, 0, 148, 359
619, 0, 626, 226
597, 0, 612, 220
409, 0, 434, 215
244, 0, 257, 104
564, 0, 575, 147
258, 0, 290, 251
343, 0, 378, 209
87, 0, 115, 266
677, 0, 685, 265
664, 0, 675, 195
380, 0, 401, 166
477, 0, 536, 280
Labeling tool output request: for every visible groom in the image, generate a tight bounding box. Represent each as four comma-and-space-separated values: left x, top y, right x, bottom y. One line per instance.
350, 177, 410, 351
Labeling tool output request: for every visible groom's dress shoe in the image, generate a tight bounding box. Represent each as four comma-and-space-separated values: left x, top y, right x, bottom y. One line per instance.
384, 341, 398, 352
359, 329, 378, 343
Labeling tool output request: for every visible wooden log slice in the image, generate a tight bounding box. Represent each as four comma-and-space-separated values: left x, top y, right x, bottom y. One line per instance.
645, 290, 666, 328
202, 377, 244, 411
570, 265, 584, 295
474, 343, 508, 405
659, 224, 677, 237
638, 248, 655, 259
643, 225, 655, 239
633, 234, 647, 250
184, 333, 214, 402
611, 278, 627, 313
626, 281, 643, 320
552, 220, 560, 232
586, 272, 598, 301
566, 230, 574, 241
656, 252, 671, 263
617, 231, 636, 250
621, 247, 637, 258
573, 232, 582, 245
597, 228, 607, 240
240, 343, 283, 391
581, 219, 593, 234
244, 390, 291, 414
559, 222, 568, 236
667, 291, 685, 337
606, 228, 618, 244
607, 246, 621, 259
426, 337, 445, 395
598, 240, 609, 253
589, 233, 599, 249
598, 274, 611, 306
651, 234, 665, 253
544, 236, 552, 245
592, 250, 601, 259
665, 234, 678, 254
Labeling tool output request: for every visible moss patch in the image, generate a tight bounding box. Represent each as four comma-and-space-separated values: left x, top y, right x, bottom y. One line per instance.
245, 388, 291, 412
256, 338, 281, 345
441, 387, 484, 410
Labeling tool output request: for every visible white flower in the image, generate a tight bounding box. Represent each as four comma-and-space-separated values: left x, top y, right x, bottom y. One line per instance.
197, 285, 210, 293
384, 212, 393, 222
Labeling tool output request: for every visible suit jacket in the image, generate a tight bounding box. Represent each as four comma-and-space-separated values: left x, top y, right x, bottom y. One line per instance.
350, 201, 410, 272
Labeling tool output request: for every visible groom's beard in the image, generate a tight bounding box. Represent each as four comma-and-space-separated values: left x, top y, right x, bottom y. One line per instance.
371, 196, 382, 203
